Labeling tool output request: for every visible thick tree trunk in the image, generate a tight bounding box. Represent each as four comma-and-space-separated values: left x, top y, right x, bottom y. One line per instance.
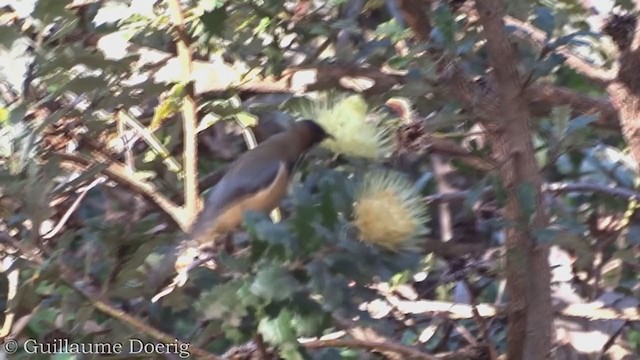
472, 1, 553, 358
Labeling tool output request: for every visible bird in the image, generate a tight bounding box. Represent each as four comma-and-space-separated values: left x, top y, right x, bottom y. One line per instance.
155, 119, 331, 298
189, 119, 330, 244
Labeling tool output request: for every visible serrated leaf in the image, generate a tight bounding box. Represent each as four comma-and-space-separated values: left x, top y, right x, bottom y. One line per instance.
532, 7, 555, 36
250, 265, 297, 301
291, 311, 327, 337
200, 6, 228, 37
258, 309, 296, 345
196, 281, 248, 320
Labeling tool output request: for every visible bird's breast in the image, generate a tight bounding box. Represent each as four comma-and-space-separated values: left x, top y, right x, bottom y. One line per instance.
209, 161, 290, 234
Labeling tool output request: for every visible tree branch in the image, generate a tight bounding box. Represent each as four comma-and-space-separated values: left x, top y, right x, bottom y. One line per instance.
526, 84, 619, 130
0, 232, 220, 359
382, 296, 640, 322
168, 0, 200, 228
395, 0, 432, 41
473, 1, 552, 358
302, 338, 438, 360
503, 15, 616, 85
425, 181, 640, 203
55, 152, 188, 231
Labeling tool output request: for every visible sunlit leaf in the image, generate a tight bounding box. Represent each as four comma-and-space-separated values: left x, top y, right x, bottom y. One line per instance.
258, 309, 296, 345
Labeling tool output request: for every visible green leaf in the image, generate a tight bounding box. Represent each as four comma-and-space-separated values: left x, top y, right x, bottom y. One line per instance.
200, 6, 228, 37
32, 0, 72, 23
197, 0, 226, 12
432, 4, 456, 48
532, 7, 555, 37
250, 265, 298, 301
0, 26, 21, 49
196, 281, 249, 320
0, 107, 8, 124
235, 112, 259, 128
291, 310, 328, 337
318, 182, 338, 228
258, 309, 296, 345
280, 343, 305, 360
464, 176, 489, 211
307, 262, 347, 311
564, 114, 597, 136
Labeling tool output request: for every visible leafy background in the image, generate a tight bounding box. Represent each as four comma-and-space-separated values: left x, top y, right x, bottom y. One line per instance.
0, 0, 639, 359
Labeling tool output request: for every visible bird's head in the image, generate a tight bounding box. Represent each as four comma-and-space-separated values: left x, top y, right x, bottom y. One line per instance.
293, 119, 333, 150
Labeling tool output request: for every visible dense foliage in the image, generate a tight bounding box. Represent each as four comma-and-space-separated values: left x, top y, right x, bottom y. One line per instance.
0, 0, 639, 359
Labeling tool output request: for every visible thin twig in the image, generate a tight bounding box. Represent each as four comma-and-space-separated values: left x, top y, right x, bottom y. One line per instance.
424, 181, 640, 204
504, 15, 616, 84
55, 152, 188, 231
0, 255, 19, 338
0, 232, 220, 359
464, 280, 498, 360
43, 178, 103, 240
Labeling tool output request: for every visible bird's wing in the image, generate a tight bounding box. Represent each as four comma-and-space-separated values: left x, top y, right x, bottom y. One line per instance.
190, 154, 290, 238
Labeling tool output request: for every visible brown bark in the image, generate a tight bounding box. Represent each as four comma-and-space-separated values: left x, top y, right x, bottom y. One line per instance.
604, 12, 640, 166
442, 0, 554, 358
396, 0, 432, 41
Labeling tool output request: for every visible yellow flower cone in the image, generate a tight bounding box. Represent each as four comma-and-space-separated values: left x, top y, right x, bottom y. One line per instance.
353, 170, 428, 250
297, 93, 391, 159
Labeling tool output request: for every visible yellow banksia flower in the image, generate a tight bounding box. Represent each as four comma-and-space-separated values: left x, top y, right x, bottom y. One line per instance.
353, 170, 428, 250
297, 93, 391, 159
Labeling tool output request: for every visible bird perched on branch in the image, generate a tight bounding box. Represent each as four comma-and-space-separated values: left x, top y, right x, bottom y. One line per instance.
152, 119, 330, 302
190, 119, 330, 243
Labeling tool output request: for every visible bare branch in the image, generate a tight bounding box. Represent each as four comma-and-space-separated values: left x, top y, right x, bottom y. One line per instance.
0, 232, 220, 360
504, 16, 616, 84
425, 181, 640, 203
302, 338, 438, 360
168, 0, 200, 228
396, 0, 432, 41
384, 297, 640, 322
526, 84, 619, 130
55, 153, 188, 231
